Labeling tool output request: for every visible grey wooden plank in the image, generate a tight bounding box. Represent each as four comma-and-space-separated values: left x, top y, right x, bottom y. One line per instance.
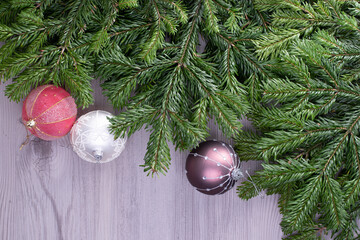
0, 82, 21, 240
0, 80, 283, 240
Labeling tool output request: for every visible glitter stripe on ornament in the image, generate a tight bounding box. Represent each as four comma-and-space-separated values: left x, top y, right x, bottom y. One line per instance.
29, 85, 52, 116
38, 114, 77, 125
33, 96, 72, 121
34, 126, 62, 140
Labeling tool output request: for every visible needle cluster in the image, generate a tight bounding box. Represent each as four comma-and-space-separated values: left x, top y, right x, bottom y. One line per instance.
236, 1, 360, 239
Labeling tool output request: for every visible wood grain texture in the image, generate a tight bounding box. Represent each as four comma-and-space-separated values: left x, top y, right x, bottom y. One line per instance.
0, 80, 285, 240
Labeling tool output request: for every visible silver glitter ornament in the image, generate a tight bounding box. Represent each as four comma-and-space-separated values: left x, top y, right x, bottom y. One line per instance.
70, 110, 127, 163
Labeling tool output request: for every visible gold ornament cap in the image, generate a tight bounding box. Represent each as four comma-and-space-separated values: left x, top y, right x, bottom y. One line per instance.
26, 119, 36, 128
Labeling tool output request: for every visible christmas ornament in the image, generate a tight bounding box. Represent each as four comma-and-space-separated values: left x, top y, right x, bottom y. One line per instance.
22, 85, 77, 141
186, 140, 243, 195
70, 110, 127, 163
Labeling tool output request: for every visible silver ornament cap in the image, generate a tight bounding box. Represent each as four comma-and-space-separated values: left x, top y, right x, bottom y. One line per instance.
70, 110, 127, 163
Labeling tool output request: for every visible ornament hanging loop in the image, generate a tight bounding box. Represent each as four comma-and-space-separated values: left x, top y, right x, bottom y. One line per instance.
20, 123, 31, 151
245, 170, 265, 199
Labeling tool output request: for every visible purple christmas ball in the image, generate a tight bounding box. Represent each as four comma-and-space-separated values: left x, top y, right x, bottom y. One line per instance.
185, 140, 242, 195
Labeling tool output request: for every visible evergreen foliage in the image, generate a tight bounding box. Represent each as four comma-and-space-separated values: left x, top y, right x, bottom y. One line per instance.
0, 0, 267, 175
4, 0, 360, 237
236, 0, 360, 239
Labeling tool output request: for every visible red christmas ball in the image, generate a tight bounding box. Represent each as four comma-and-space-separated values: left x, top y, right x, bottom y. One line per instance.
22, 85, 77, 141
186, 140, 242, 195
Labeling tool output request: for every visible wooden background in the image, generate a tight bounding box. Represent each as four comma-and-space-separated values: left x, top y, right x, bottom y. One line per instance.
0, 79, 289, 240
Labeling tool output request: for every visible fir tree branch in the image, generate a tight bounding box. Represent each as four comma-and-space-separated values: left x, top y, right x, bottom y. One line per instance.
254, 28, 302, 60
109, 105, 159, 138
236, 1, 360, 237
320, 115, 360, 175
178, 0, 201, 64
118, 0, 139, 9
216, 32, 269, 77
140, 0, 165, 62
322, 175, 348, 230
281, 176, 322, 233
110, 23, 153, 37
203, 0, 219, 33
162, 0, 188, 23
143, 112, 171, 175
61, 0, 96, 46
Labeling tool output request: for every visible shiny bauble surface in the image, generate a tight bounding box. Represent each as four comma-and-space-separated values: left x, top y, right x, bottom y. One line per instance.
70, 110, 127, 163
186, 140, 241, 195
